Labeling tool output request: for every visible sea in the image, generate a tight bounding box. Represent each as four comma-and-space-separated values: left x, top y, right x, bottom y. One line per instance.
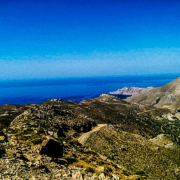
0, 74, 180, 105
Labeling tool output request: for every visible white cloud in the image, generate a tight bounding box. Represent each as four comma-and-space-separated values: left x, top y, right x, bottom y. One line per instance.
1, 48, 180, 79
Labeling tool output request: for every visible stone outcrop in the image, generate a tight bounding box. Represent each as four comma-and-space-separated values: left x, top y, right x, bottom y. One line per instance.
0, 136, 5, 142
50, 98, 63, 102
40, 138, 63, 158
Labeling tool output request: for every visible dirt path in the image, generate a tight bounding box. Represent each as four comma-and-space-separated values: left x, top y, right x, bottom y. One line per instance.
78, 124, 107, 145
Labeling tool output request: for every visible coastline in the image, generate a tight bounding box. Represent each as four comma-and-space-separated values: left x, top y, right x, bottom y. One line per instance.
0, 74, 179, 105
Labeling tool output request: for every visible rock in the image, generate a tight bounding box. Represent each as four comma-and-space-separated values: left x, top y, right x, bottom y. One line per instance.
112, 174, 120, 180
96, 166, 105, 174
98, 173, 106, 180
175, 113, 180, 120
39, 139, 63, 158
167, 113, 175, 121
157, 134, 166, 139
165, 143, 174, 148
119, 145, 127, 151
72, 171, 83, 180
51, 98, 62, 102
0, 136, 5, 142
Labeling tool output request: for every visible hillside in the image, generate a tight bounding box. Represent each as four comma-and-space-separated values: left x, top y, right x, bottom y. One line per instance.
85, 125, 180, 180
0, 101, 146, 179
1, 93, 180, 179
126, 77, 180, 109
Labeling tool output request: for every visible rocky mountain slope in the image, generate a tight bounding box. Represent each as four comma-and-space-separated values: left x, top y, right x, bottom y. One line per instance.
1, 92, 180, 179
109, 87, 153, 96
0, 101, 147, 179
126, 77, 180, 109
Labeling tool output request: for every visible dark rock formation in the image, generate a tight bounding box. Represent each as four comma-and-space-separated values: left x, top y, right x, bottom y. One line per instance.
0, 144, 5, 158
40, 139, 63, 158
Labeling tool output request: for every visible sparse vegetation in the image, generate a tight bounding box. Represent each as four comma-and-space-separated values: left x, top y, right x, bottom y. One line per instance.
85, 125, 180, 179
23, 127, 34, 134
69, 139, 79, 146
37, 128, 45, 134
31, 138, 43, 145
73, 161, 96, 173
55, 137, 66, 145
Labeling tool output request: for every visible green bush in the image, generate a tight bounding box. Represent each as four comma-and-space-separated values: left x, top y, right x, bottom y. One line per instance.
133, 170, 146, 176
37, 128, 45, 134
56, 137, 66, 145
73, 161, 95, 173
86, 166, 95, 173
31, 138, 42, 145
70, 139, 79, 146
23, 127, 33, 134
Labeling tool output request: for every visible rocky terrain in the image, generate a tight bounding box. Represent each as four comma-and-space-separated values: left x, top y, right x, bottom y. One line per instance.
0, 104, 32, 132
85, 125, 180, 179
0, 100, 144, 179
109, 87, 153, 96
126, 77, 180, 109
1, 80, 180, 179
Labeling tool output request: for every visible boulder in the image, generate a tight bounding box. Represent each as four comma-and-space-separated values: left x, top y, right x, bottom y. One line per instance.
39, 139, 63, 158
175, 113, 180, 120
0, 136, 5, 142
72, 171, 84, 180
0, 144, 5, 158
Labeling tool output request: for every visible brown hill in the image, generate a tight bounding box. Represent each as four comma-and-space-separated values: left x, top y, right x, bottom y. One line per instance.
126, 77, 180, 109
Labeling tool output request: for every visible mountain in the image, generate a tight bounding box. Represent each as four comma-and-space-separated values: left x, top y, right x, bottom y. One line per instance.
109, 87, 153, 96
126, 77, 180, 109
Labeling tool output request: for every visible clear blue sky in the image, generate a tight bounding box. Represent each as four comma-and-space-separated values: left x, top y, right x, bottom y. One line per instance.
1, 0, 180, 80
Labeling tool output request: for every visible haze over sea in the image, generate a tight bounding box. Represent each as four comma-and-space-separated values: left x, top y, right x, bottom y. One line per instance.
0, 74, 179, 105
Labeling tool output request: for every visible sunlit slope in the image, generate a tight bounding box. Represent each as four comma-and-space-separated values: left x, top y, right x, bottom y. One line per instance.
126, 77, 180, 109
85, 125, 180, 180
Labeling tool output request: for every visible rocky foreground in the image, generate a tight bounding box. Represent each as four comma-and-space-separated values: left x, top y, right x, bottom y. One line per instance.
1, 89, 180, 179
0, 100, 143, 179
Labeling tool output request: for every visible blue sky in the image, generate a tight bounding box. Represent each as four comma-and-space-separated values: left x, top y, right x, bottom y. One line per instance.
1, 0, 180, 79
